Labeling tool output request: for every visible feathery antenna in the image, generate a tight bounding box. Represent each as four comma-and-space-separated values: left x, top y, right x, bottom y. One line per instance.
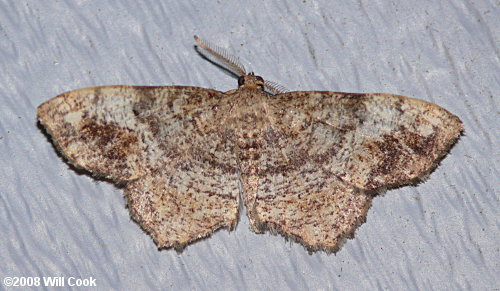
194, 35, 246, 77
264, 80, 288, 95
194, 36, 288, 95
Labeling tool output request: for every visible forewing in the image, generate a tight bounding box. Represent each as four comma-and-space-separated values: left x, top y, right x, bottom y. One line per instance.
269, 91, 463, 190
37, 86, 226, 181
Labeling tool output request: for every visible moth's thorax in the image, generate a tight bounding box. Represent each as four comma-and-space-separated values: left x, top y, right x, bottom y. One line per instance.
227, 89, 268, 127
217, 89, 269, 160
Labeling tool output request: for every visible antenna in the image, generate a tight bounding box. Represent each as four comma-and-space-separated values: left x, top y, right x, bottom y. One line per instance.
194, 36, 288, 95
194, 35, 247, 77
264, 80, 288, 95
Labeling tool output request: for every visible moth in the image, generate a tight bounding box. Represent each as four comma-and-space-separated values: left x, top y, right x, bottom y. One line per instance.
37, 36, 462, 252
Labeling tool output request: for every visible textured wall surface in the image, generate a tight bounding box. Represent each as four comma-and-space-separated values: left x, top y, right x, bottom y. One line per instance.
0, 1, 498, 290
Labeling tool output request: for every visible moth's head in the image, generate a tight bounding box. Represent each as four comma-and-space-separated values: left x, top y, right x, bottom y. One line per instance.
238, 72, 265, 91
